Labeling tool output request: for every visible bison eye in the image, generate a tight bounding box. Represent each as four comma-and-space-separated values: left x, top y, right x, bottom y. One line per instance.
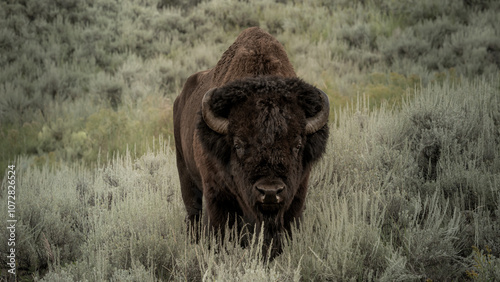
293, 138, 303, 156
293, 144, 302, 153
233, 138, 245, 158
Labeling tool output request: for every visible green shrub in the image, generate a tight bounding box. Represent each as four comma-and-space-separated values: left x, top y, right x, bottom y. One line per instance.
467, 246, 500, 281
3, 0, 498, 177
379, 6, 500, 77
282, 190, 390, 280
0, 159, 89, 274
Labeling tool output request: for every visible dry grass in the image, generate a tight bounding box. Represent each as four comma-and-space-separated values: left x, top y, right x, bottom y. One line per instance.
0, 0, 499, 280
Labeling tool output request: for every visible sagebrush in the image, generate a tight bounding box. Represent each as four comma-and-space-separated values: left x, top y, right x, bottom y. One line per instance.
0, 0, 499, 280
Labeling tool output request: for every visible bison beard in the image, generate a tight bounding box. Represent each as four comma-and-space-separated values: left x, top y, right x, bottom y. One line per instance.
173, 27, 329, 259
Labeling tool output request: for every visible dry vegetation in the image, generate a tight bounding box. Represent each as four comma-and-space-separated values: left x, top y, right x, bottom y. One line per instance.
1, 0, 499, 280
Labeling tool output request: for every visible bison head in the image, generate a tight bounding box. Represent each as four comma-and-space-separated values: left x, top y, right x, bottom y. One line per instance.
197, 76, 329, 227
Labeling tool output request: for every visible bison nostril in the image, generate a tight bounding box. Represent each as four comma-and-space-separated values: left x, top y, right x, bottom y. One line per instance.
255, 184, 284, 196
254, 181, 285, 205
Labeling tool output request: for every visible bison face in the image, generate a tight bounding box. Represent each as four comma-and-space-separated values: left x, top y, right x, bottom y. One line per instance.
198, 76, 329, 222
230, 124, 305, 216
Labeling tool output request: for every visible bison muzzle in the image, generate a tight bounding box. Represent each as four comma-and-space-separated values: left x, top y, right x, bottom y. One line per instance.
173, 27, 329, 258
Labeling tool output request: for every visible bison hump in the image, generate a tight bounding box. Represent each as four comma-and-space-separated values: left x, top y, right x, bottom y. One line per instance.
212, 27, 296, 85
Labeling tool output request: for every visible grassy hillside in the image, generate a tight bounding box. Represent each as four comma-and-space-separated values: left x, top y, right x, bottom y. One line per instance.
1, 0, 499, 171
0, 0, 499, 280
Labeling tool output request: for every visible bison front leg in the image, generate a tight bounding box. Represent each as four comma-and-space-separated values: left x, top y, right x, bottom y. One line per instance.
203, 187, 245, 238
176, 156, 203, 237
180, 176, 203, 235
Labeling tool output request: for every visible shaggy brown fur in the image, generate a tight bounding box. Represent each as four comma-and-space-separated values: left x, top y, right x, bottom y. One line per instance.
173, 27, 329, 258
212, 27, 296, 85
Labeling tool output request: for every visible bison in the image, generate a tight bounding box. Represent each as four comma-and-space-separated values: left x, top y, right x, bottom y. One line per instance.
173, 27, 329, 257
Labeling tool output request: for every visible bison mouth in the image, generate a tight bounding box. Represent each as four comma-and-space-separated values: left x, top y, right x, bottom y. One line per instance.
257, 203, 282, 214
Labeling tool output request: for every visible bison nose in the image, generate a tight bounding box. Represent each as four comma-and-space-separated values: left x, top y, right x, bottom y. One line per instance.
255, 182, 284, 204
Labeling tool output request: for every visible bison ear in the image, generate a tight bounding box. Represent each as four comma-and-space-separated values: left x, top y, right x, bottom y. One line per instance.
296, 86, 330, 164
197, 113, 232, 165
198, 88, 232, 164
295, 85, 329, 134
201, 85, 250, 134
304, 89, 329, 135
202, 88, 230, 135
197, 85, 248, 164
303, 125, 328, 165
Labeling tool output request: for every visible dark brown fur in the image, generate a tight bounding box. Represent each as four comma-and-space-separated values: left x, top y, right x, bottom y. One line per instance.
173, 27, 328, 258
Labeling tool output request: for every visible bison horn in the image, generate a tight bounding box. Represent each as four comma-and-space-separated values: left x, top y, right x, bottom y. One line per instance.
305, 89, 330, 135
202, 88, 229, 135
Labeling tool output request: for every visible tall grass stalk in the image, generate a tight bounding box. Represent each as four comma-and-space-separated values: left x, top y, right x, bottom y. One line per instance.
1, 77, 498, 280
